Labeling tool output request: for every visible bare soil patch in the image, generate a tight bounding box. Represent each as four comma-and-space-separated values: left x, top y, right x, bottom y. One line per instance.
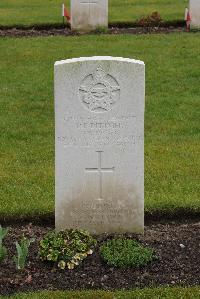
0, 26, 189, 38
0, 221, 199, 295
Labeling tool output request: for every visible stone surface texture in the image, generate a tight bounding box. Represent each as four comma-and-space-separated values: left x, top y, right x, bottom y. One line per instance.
55, 56, 145, 234
190, 0, 200, 28
70, 0, 108, 30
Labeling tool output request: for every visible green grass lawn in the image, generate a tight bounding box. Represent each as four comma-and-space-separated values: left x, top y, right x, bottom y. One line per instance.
0, 33, 199, 220
0, 0, 187, 27
1, 287, 200, 299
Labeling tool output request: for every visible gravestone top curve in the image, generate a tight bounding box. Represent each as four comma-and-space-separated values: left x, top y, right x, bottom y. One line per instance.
54, 56, 144, 66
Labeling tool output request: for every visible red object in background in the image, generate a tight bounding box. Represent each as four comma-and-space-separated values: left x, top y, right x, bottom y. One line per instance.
62, 4, 70, 22
185, 8, 191, 30
187, 11, 191, 22
64, 7, 70, 21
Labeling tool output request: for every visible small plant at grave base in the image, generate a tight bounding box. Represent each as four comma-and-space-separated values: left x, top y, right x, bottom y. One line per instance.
13, 235, 35, 270
100, 238, 156, 268
136, 11, 162, 27
93, 26, 108, 34
39, 229, 97, 270
0, 226, 9, 263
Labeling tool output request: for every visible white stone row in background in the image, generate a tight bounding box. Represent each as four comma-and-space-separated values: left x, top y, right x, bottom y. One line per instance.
71, 0, 108, 30
190, 0, 200, 28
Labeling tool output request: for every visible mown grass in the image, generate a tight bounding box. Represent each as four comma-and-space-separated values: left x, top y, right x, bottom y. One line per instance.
0, 33, 199, 219
1, 287, 200, 299
0, 0, 187, 27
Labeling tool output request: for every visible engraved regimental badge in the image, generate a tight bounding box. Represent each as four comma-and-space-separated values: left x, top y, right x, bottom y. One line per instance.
79, 66, 120, 112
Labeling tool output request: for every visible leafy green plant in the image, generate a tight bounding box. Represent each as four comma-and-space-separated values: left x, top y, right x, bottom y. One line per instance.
100, 238, 156, 268
13, 235, 35, 270
39, 229, 97, 270
0, 226, 9, 263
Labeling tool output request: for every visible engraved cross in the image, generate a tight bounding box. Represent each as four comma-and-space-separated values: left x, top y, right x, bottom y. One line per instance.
85, 151, 115, 201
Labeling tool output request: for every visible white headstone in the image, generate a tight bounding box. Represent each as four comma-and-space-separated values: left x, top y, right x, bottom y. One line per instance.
71, 0, 108, 30
190, 0, 200, 28
55, 56, 145, 234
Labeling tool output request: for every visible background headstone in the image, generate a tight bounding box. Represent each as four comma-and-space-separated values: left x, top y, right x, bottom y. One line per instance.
71, 0, 108, 30
190, 0, 200, 28
55, 56, 145, 234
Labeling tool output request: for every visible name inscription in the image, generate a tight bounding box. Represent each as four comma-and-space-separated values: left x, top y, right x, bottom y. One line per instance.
58, 114, 143, 147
